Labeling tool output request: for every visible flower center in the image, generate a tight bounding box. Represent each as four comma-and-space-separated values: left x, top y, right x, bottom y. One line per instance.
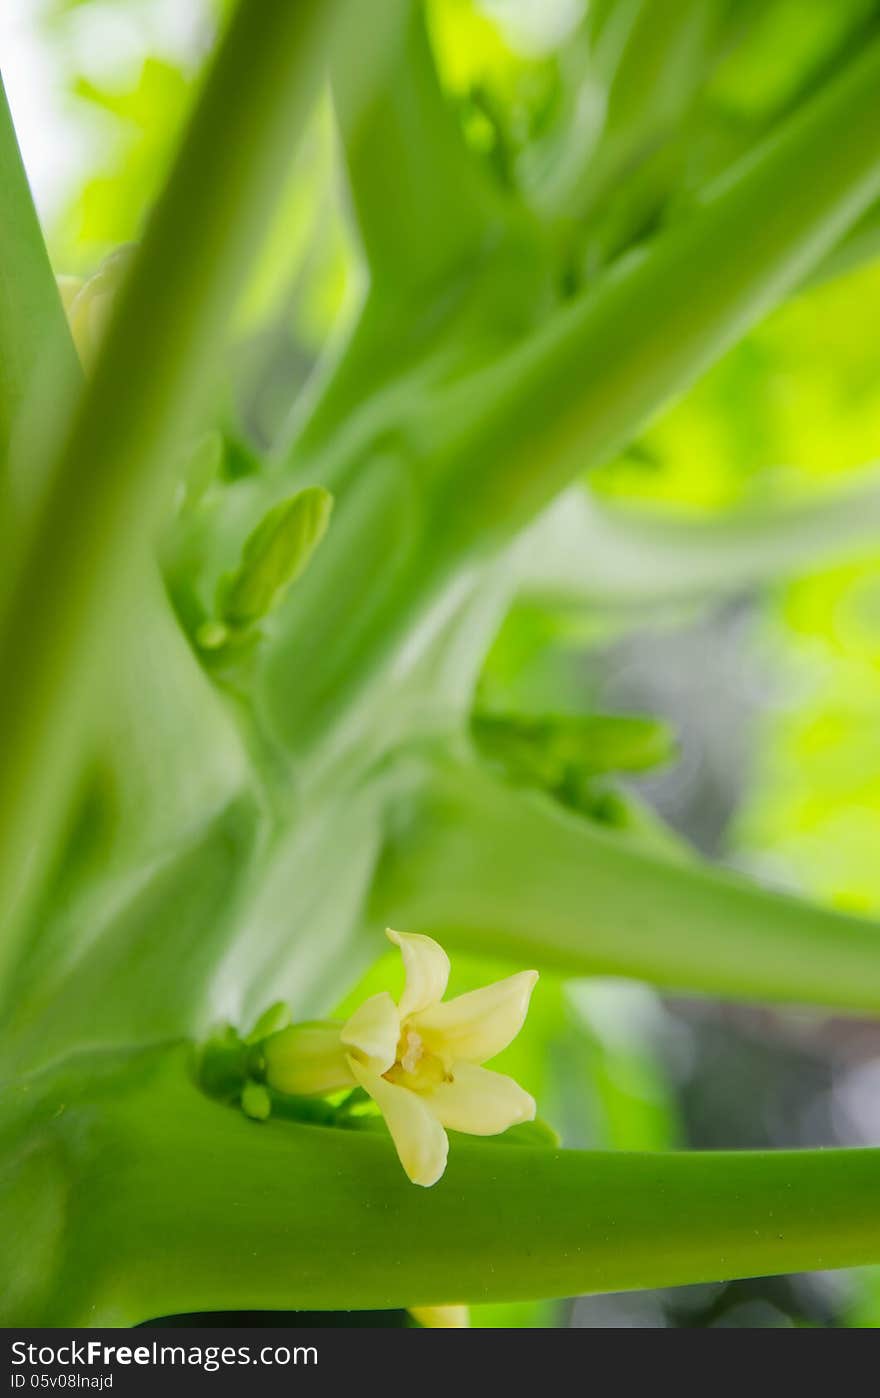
400, 1028, 424, 1074
385, 1027, 449, 1091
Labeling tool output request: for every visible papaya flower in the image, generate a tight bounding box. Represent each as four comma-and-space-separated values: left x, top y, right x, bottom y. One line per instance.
409, 1305, 470, 1328
262, 928, 538, 1186
57, 245, 135, 364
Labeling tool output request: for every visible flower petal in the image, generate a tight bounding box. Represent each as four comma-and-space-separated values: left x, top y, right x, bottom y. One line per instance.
425, 1062, 536, 1135
341, 992, 400, 1074
387, 928, 450, 1019
262, 1023, 353, 1096
411, 969, 538, 1065
348, 1056, 449, 1187
410, 1306, 470, 1328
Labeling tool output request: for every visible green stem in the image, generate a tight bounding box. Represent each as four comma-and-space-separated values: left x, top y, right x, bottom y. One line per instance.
262, 34, 880, 761
807, 197, 880, 287
10, 1045, 880, 1322
429, 34, 880, 540
332, 0, 508, 292
520, 473, 880, 609
535, 0, 726, 222
373, 760, 880, 1014
0, 0, 350, 978
278, 0, 544, 468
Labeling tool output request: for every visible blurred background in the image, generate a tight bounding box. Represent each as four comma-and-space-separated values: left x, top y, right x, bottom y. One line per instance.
7, 0, 880, 1327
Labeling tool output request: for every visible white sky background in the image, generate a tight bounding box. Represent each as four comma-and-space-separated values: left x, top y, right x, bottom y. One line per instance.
0, 0, 582, 233
0, 0, 211, 226
1, 0, 84, 224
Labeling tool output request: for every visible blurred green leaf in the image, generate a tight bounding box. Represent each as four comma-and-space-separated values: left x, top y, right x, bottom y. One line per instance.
472, 709, 675, 788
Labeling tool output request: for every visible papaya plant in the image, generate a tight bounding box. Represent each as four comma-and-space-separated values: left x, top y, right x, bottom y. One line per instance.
6, 0, 880, 1328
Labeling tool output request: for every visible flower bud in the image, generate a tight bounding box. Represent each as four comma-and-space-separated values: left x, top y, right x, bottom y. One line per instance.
261, 1022, 353, 1097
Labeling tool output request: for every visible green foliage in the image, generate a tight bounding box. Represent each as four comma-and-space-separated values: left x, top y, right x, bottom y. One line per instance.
4, 0, 880, 1329
472, 708, 674, 783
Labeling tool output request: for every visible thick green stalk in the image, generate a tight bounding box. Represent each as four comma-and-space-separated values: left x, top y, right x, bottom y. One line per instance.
260, 36, 880, 761
0, 0, 350, 976
807, 197, 880, 287
535, 0, 729, 221
281, 0, 544, 467
373, 761, 880, 1014
0, 75, 78, 482
333, 0, 507, 293
519, 474, 880, 609
428, 34, 880, 540
9, 1045, 880, 1323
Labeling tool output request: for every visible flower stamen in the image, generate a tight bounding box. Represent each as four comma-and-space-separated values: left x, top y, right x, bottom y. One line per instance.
261, 928, 539, 1186
399, 1029, 424, 1075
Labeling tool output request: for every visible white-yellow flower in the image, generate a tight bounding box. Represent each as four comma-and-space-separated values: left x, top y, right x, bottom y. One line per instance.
263, 929, 538, 1187
409, 1305, 470, 1328
57, 245, 135, 364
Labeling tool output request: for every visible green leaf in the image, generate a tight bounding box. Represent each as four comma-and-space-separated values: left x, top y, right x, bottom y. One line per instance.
472, 710, 675, 788
0, 75, 78, 493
